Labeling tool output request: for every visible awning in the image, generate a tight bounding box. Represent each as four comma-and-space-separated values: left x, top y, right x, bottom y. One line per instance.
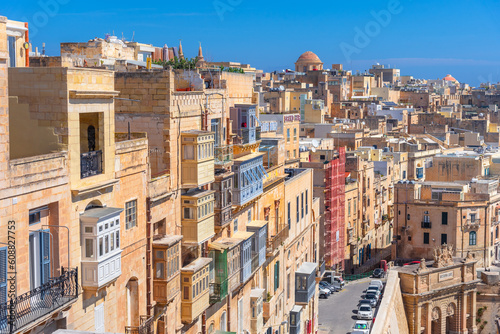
258, 164, 269, 178
242, 171, 251, 184
250, 168, 260, 180
246, 170, 256, 183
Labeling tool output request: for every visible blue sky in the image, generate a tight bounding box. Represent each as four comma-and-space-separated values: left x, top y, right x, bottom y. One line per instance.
3, 0, 500, 85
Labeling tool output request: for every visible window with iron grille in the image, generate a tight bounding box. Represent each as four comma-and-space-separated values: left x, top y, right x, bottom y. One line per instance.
126, 200, 137, 229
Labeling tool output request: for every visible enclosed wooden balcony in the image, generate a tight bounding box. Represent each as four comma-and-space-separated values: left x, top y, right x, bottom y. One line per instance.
181, 257, 212, 324
181, 130, 215, 188
181, 189, 215, 244
152, 235, 183, 304
208, 237, 242, 304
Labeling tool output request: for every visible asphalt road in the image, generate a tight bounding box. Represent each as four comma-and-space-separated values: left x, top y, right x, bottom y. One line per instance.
318, 277, 384, 334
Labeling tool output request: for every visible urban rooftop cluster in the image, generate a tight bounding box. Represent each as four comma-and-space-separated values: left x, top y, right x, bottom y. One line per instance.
1, 14, 500, 334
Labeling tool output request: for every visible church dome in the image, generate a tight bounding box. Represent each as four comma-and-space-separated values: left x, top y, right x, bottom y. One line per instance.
296, 51, 322, 63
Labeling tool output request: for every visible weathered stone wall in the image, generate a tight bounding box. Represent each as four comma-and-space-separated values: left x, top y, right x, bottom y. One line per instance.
372, 270, 410, 334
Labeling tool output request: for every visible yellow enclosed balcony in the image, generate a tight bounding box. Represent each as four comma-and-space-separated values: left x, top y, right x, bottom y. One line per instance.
181, 189, 216, 244
181, 130, 215, 188
152, 234, 183, 304
181, 257, 212, 324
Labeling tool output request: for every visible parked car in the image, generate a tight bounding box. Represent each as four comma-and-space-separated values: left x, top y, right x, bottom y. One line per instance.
351, 320, 370, 334
319, 281, 336, 293
353, 320, 370, 334
367, 284, 381, 292
358, 299, 372, 307
370, 280, 384, 291
319, 286, 330, 299
322, 271, 345, 290
357, 304, 374, 320
367, 288, 381, 300
403, 260, 421, 266
373, 268, 385, 278
363, 294, 378, 307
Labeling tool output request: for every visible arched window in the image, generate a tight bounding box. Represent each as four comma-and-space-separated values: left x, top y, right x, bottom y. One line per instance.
220, 311, 227, 332
469, 231, 477, 246
208, 323, 214, 334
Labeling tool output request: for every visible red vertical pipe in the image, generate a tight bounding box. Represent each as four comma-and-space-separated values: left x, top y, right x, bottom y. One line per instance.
24, 22, 29, 67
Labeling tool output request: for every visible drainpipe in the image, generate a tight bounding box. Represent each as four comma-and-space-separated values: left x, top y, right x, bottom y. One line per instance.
201, 241, 208, 334
24, 22, 29, 67
146, 198, 153, 317
460, 208, 464, 258
484, 206, 488, 267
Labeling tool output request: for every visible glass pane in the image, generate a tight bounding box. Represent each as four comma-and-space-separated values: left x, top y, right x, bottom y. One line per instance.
85, 239, 94, 258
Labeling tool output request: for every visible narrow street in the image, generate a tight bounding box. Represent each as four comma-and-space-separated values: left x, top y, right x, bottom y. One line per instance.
318, 277, 384, 334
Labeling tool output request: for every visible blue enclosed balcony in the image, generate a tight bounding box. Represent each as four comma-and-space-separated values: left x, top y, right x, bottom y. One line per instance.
233, 231, 254, 284
232, 153, 268, 206
246, 220, 268, 271
295, 262, 317, 305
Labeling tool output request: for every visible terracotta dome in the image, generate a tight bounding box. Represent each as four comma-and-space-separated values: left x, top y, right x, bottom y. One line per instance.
296, 51, 322, 63
443, 74, 458, 83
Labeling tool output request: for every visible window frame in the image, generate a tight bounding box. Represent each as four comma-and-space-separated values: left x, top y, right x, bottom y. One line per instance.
125, 200, 138, 230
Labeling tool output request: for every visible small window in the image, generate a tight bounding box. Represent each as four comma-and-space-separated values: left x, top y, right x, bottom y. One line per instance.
234, 219, 238, 233
116, 231, 120, 249
105, 223, 109, 230
126, 200, 137, 229
469, 231, 477, 246
110, 232, 115, 251
85, 227, 93, 234
423, 233, 429, 244
248, 210, 252, 221
29, 211, 41, 225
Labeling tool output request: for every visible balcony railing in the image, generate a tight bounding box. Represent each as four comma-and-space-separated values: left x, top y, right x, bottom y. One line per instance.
266, 225, 289, 255
0, 267, 78, 334
124, 315, 155, 334
209, 280, 228, 305
80, 150, 103, 179
214, 145, 233, 166
421, 221, 432, 229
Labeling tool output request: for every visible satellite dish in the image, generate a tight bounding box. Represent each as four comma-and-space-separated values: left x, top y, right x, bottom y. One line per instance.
312, 139, 319, 148
311, 147, 316, 152
279, 85, 285, 92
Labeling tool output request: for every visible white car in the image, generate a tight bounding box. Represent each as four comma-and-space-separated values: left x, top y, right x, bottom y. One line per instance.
353, 320, 370, 334
366, 288, 381, 300
370, 280, 384, 290
357, 304, 374, 320
319, 286, 330, 299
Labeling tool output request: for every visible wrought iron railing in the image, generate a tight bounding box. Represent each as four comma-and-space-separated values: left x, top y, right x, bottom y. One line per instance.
421, 221, 432, 229
266, 225, 289, 254
0, 267, 78, 334
209, 280, 228, 304
80, 150, 103, 179
125, 315, 154, 334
